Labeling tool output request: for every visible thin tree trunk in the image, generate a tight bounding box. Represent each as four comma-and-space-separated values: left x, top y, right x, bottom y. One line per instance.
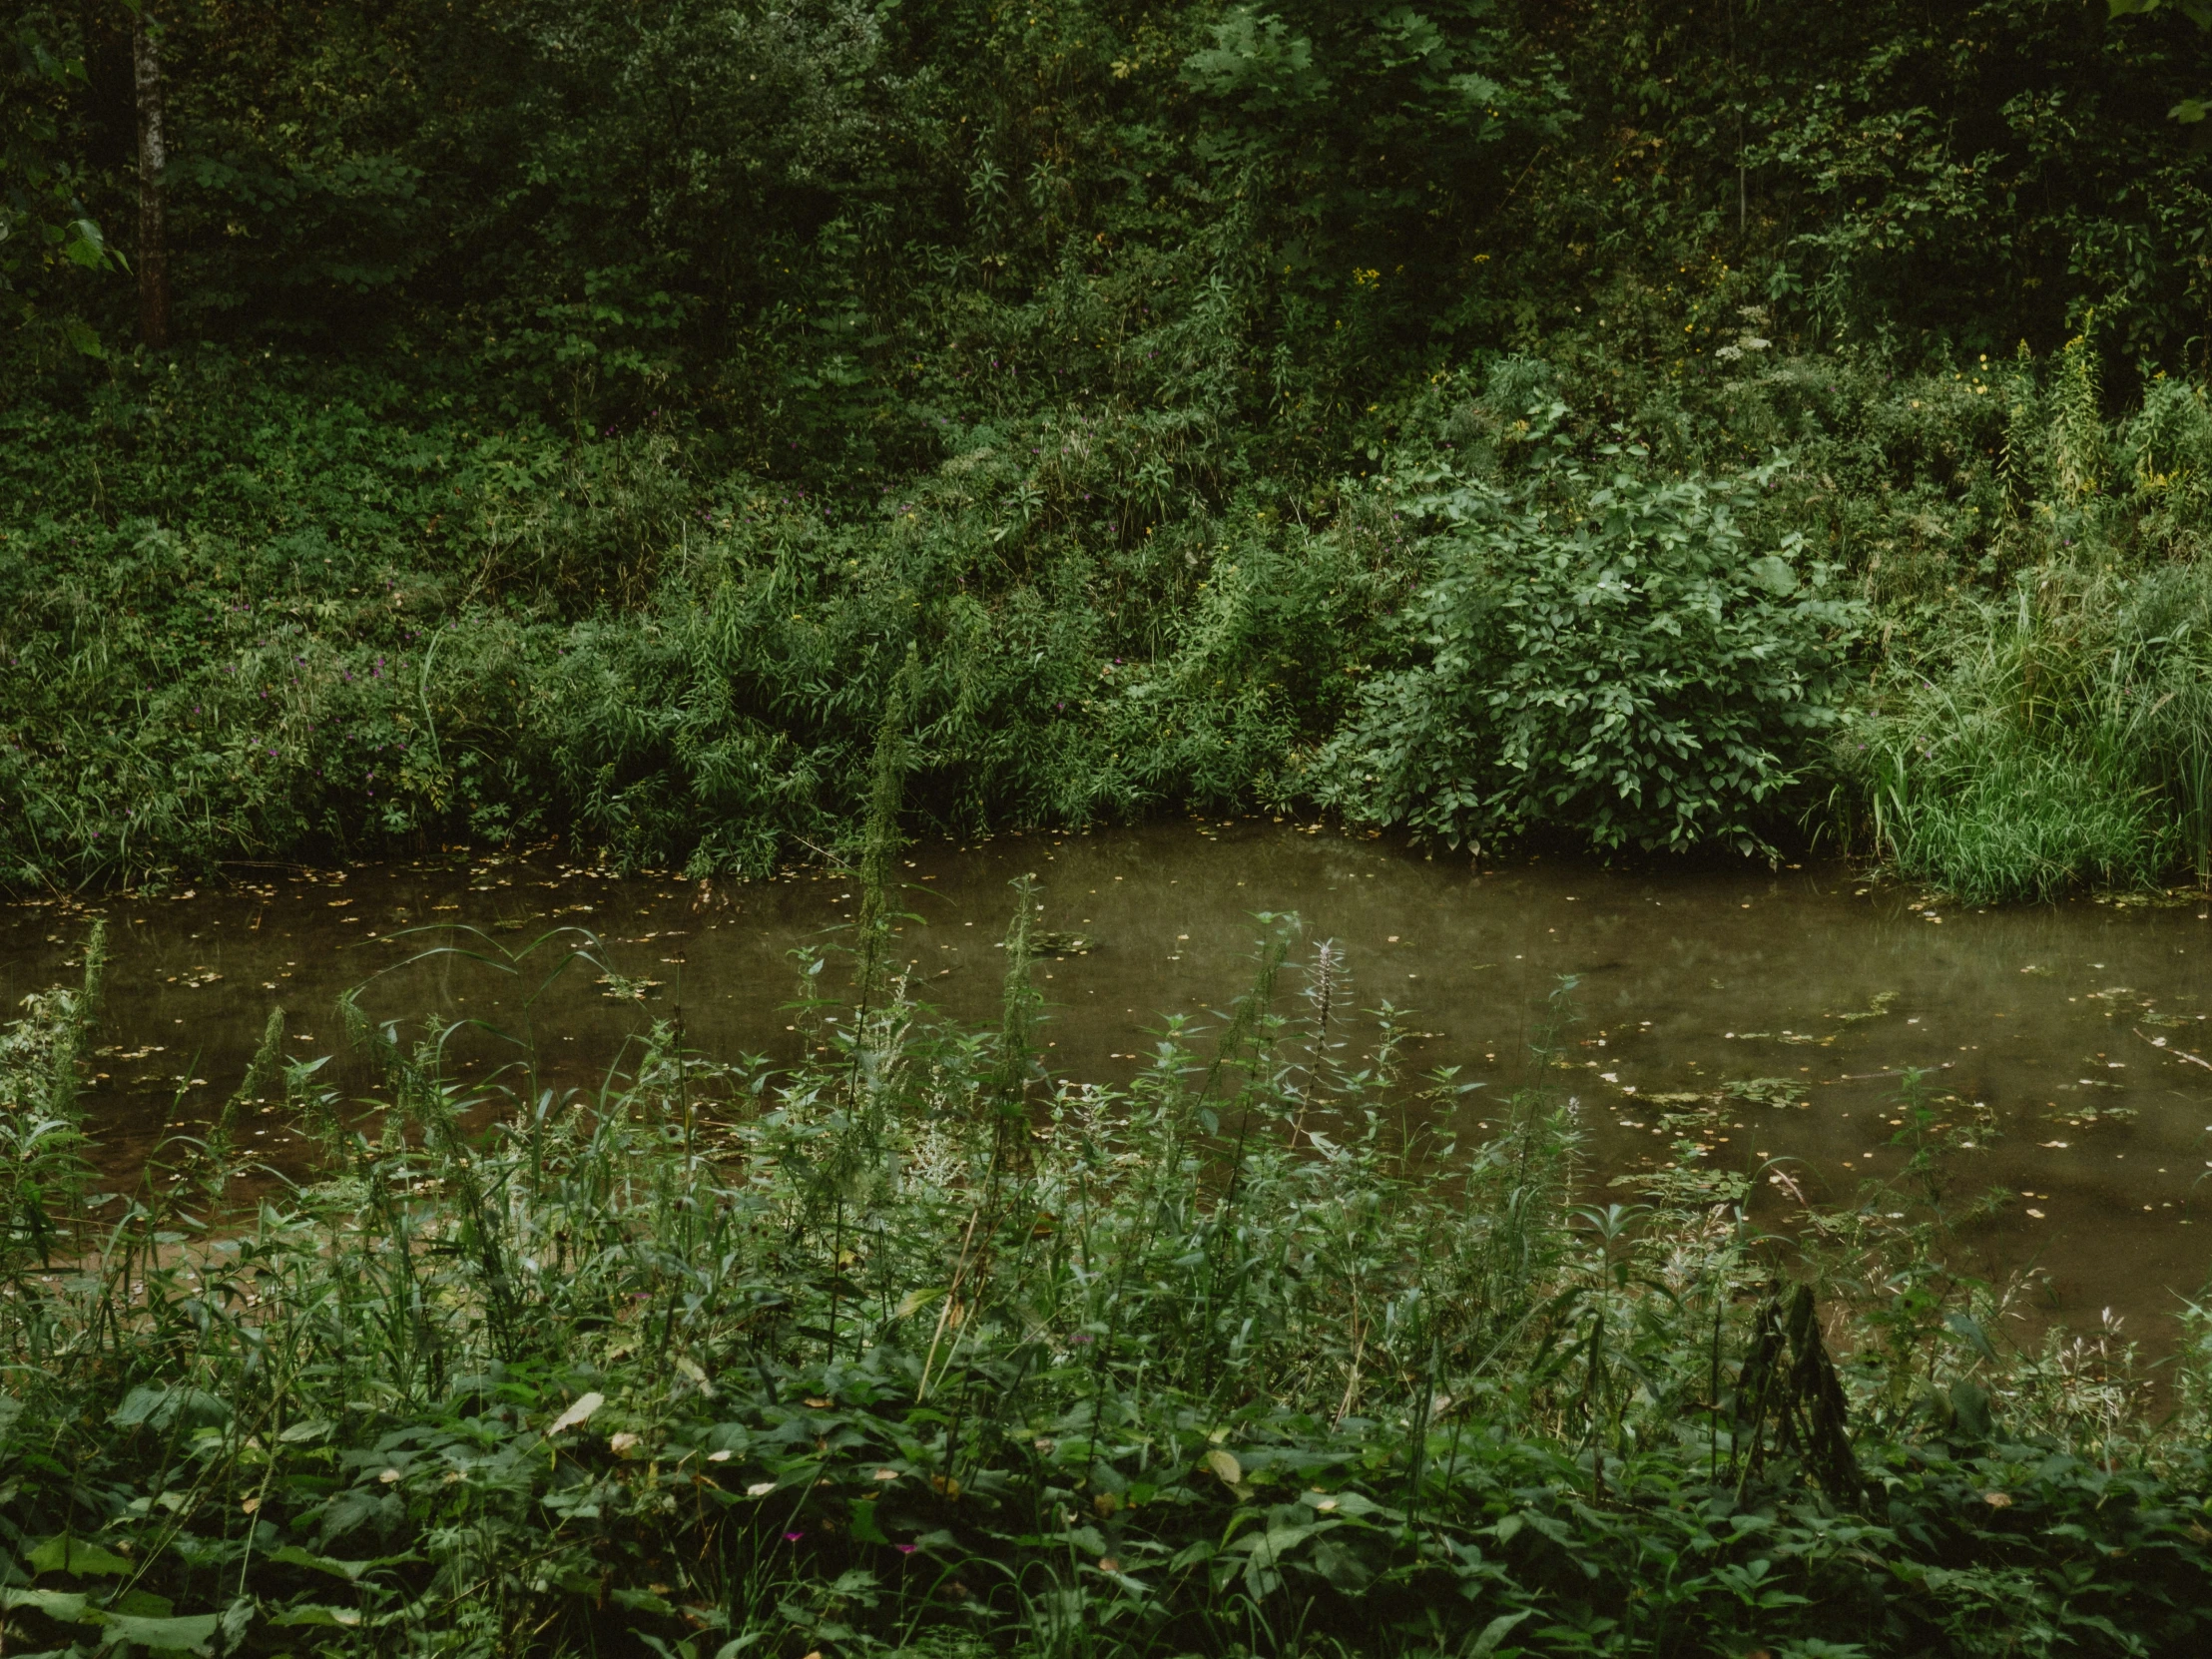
133, 7, 168, 348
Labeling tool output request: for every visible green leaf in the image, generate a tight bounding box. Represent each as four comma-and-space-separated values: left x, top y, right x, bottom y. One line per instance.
111, 1386, 229, 1432
1468, 1610, 1534, 1657
1949, 1381, 1994, 1441
1308, 1538, 1375, 1592
1746, 554, 1797, 596
268, 1603, 363, 1628
61, 317, 105, 358
28, 1535, 133, 1577
267, 1544, 374, 1582
97, 1610, 222, 1654
846, 1497, 889, 1545
1945, 1311, 1999, 1366
1, 1585, 93, 1622
62, 219, 110, 271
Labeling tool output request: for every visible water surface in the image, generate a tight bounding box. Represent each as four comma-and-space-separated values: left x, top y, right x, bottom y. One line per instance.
7, 820, 2210, 1347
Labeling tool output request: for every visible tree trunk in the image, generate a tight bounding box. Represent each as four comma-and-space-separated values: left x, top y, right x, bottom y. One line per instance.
133, 7, 168, 349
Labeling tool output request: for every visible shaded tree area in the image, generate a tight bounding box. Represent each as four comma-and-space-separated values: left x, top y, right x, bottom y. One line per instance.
3, 2, 2211, 891
11, 0, 2210, 439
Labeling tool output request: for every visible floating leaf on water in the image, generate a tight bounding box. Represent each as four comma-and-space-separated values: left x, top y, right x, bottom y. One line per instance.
1725, 1077, 1808, 1109
1830, 990, 1901, 1024
2045, 1102, 2135, 1130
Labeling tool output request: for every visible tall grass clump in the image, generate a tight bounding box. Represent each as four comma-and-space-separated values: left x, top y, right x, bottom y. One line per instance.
1842, 560, 2212, 901
4, 916, 2212, 1655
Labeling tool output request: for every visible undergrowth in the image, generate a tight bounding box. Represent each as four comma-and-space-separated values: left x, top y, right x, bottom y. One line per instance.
7, 344, 2212, 901
2, 883, 2210, 1655
10, 0, 2212, 900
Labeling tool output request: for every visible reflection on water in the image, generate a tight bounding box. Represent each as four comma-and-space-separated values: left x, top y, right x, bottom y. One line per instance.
6, 820, 2211, 1345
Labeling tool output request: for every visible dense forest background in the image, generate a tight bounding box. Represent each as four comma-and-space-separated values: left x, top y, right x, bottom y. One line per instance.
16, 11, 2212, 1652
6, 0, 2212, 894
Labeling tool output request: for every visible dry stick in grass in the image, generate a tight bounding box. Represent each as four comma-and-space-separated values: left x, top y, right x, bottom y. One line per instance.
916, 1202, 988, 1402
1335, 1319, 1366, 1426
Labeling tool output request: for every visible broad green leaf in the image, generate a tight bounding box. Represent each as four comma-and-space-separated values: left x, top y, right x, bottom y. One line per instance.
1945, 1312, 1999, 1366
268, 1544, 374, 1582
846, 1497, 889, 1545
1469, 1610, 1534, 1657
1308, 1538, 1374, 1592
111, 1386, 229, 1432
99, 1610, 223, 1654
1747, 554, 1797, 596
269, 1603, 363, 1628
28, 1535, 133, 1576
1, 1585, 92, 1621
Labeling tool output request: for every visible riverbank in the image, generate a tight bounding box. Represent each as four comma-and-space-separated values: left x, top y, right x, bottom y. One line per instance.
6, 346, 2211, 903
4, 913, 2211, 1656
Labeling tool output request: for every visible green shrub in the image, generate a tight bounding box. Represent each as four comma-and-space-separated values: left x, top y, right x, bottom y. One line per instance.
1326, 408, 1863, 855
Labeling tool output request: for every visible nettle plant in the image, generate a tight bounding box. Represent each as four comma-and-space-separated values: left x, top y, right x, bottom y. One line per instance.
1328, 404, 1863, 855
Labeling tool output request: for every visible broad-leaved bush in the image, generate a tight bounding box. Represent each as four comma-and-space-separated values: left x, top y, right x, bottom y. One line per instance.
1329, 417, 1863, 855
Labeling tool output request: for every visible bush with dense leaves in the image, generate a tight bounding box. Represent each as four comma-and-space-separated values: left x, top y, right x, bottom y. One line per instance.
1326, 407, 1863, 855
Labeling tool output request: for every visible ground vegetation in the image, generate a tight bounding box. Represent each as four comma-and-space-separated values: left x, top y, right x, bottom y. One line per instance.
5, 0, 2212, 895
4, 893, 2210, 1658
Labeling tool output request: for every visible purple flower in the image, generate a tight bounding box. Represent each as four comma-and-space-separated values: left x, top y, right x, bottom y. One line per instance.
894, 1543, 919, 1555
782, 1530, 805, 1543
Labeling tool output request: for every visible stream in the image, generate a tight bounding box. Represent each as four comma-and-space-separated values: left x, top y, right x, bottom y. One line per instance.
7, 818, 2211, 1350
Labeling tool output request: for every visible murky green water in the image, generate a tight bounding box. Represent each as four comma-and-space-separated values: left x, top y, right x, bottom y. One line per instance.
8, 820, 2211, 1346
